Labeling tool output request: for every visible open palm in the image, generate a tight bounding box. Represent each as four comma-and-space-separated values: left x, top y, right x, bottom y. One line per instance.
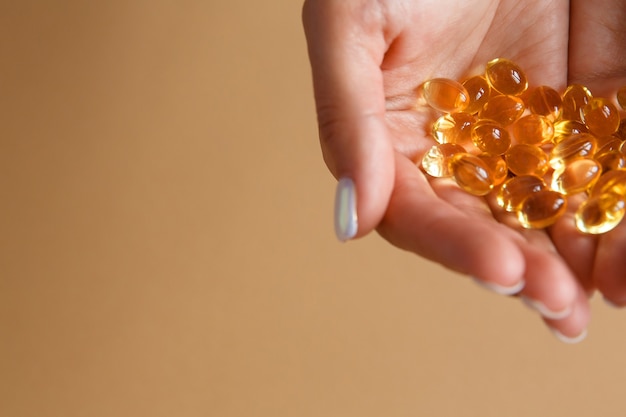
303, 0, 625, 341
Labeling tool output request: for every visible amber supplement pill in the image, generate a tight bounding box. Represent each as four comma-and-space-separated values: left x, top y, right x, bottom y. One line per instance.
505, 144, 550, 177
581, 97, 620, 137
527, 85, 562, 119
511, 114, 554, 145
497, 175, 546, 212
595, 150, 626, 172
553, 120, 588, 143
575, 192, 626, 234
432, 112, 475, 144
477, 153, 508, 186
549, 133, 597, 169
479, 95, 525, 126
472, 119, 511, 154
421, 143, 466, 177
551, 158, 601, 195
450, 153, 494, 196
462, 75, 491, 114
589, 169, 626, 197
517, 190, 567, 229
561, 84, 592, 122
485, 58, 528, 96
422, 78, 469, 113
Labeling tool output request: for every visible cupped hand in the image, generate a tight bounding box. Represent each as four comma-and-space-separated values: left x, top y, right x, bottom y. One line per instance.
303, 0, 592, 342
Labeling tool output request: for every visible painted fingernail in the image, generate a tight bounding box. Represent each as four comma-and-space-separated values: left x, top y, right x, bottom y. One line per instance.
471, 277, 525, 296
334, 177, 358, 241
551, 328, 588, 344
521, 296, 572, 320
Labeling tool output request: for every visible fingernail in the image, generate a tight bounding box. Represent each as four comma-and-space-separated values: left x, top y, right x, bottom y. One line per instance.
551, 328, 588, 344
521, 296, 572, 320
471, 276, 525, 296
334, 177, 358, 241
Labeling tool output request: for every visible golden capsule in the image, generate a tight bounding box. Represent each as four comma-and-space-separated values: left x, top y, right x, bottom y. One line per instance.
561, 84, 592, 122
595, 150, 626, 172
553, 120, 589, 143
477, 153, 508, 186
421, 143, 466, 177
450, 153, 494, 196
615, 119, 626, 141
496, 175, 546, 212
479, 94, 525, 126
595, 136, 622, 153
462, 75, 491, 114
617, 86, 626, 110
527, 85, 562, 119
471, 119, 511, 154
589, 169, 626, 197
549, 133, 597, 170
432, 112, 476, 145
511, 114, 554, 145
485, 58, 528, 96
517, 190, 567, 229
505, 143, 550, 177
422, 78, 469, 113
551, 158, 601, 195
581, 97, 620, 137
575, 192, 626, 234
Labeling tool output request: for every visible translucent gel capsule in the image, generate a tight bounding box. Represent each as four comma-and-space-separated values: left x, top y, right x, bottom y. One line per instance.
549, 133, 597, 170
511, 114, 554, 145
575, 192, 626, 234
505, 144, 550, 177
595, 150, 626, 172
462, 75, 491, 114
589, 169, 626, 197
551, 158, 601, 195
432, 112, 475, 144
422, 78, 469, 113
421, 143, 466, 177
496, 175, 546, 211
595, 136, 622, 153
471, 119, 511, 154
450, 153, 494, 196
617, 86, 626, 110
478, 95, 525, 126
615, 119, 626, 141
553, 120, 588, 143
561, 84, 592, 122
485, 58, 528, 96
477, 153, 508, 186
527, 85, 562, 119
581, 97, 620, 137
517, 190, 567, 229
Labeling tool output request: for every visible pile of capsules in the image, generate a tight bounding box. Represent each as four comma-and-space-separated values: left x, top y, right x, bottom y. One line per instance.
418, 57, 626, 234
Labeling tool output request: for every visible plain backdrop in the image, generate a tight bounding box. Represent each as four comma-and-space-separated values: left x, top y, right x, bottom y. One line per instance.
1, 1, 625, 416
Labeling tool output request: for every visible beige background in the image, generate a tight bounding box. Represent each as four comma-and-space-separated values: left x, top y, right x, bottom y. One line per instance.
1, 1, 625, 416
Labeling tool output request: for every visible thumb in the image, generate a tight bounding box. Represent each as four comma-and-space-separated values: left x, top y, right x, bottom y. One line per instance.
302, 0, 395, 241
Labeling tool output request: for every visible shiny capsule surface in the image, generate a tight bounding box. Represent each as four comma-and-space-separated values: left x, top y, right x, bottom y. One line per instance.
477, 153, 508, 186
581, 98, 620, 137
561, 84, 592, 122
511, 114, 554, 145
497, 175, 546, 212
421, 143, 466, 177
471, 119, 511, 154
617, 86, 626, 110
422, 78, 469, 113
462, 75, 491, 114
551, 158, 601, 195
589, 169, 626, 197
505, 144, 550, 177
575, 192, 626, 234
549, 133, 597, 169
485, 58, 528, 96
479, 95, 525, 126
517, 190, 567, 229
553, 120, 588, 143
527, 85, 562, 119
432, 112, 475, 144
450, 153, 494, 195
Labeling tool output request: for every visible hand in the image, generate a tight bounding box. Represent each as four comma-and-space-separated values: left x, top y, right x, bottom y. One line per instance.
303, 0, 591, 342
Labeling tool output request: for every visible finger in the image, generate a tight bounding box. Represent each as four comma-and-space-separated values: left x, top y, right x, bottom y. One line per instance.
303, 0, 395, 240
592, 220, 626, 306
542, 286, 590, 344
378, 154, 526, 288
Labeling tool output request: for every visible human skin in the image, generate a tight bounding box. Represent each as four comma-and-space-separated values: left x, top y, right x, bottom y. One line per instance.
303, 0, 626, 342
